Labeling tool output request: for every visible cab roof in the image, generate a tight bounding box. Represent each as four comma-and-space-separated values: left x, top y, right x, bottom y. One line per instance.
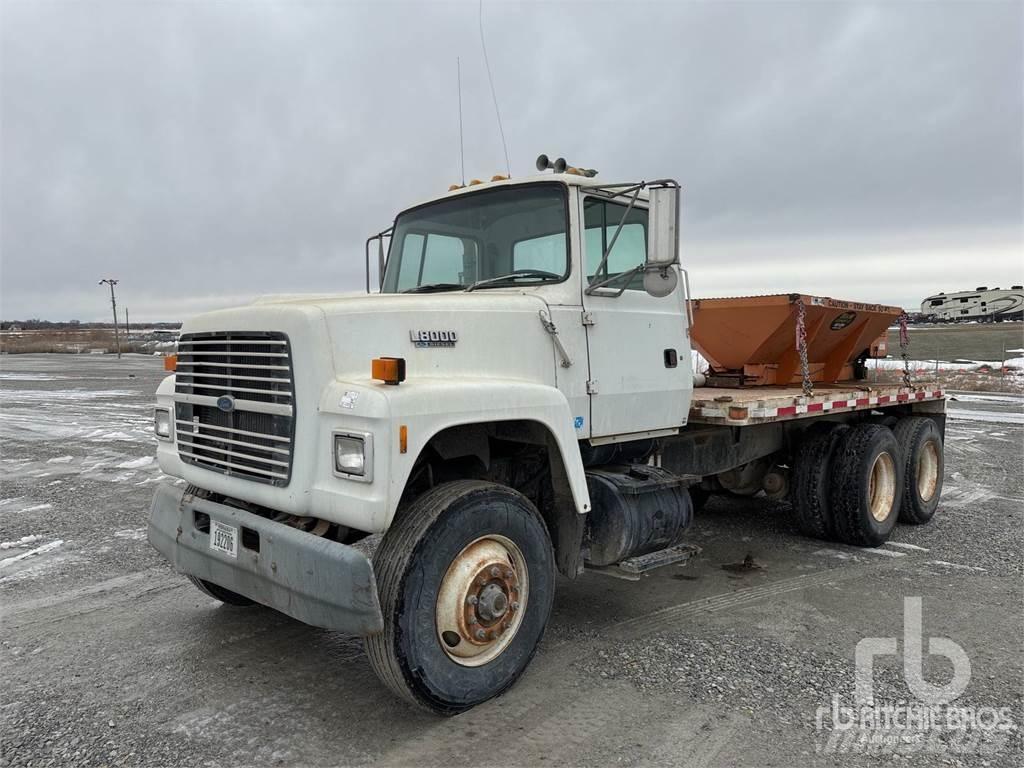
406, 172, 649, 211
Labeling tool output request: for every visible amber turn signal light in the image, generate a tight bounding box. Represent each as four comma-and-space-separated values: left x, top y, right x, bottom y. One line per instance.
372, 357, 406, 385
164, 354, 177, 372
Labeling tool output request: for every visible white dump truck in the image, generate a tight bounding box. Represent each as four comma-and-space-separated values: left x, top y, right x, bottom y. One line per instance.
148, 157, 947, 714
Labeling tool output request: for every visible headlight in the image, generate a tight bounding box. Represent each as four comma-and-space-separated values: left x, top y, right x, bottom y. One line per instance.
154, 408, 172, 441
333, 432, 372, 481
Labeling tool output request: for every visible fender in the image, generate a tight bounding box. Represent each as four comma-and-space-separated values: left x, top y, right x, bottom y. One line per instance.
317, 377, 591, 532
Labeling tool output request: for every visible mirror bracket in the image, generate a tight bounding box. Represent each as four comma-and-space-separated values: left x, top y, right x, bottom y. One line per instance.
364, 227, 393, 293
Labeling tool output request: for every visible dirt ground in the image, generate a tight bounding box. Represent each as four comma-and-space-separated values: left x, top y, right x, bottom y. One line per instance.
1, 355, 1022, 767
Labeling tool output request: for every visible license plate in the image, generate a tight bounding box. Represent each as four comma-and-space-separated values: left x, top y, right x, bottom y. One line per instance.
209, 520, 238, 558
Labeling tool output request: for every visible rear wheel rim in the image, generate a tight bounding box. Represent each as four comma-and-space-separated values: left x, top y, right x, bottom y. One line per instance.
917, 440, 939, 502
868, 451, 897, 522
435, 535, 528, 667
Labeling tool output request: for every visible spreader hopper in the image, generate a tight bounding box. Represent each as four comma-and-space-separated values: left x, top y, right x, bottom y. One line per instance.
690, 294, 901, 387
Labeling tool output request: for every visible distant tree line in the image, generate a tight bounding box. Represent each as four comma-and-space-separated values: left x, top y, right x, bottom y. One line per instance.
1, 319, 181, 330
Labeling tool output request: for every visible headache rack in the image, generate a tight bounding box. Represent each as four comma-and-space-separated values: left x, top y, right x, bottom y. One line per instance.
173, 331, 295, 486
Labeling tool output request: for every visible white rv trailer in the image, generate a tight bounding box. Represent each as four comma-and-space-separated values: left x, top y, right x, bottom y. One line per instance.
921, 286, 1024, 322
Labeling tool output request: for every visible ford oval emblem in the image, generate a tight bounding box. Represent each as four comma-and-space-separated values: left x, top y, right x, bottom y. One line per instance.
216, 394, 235, 413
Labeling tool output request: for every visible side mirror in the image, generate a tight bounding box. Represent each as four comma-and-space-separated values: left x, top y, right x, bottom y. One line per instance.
647, 186, 680, 267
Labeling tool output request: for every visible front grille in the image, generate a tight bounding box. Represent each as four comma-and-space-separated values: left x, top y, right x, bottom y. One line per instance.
173, 331, 295, 486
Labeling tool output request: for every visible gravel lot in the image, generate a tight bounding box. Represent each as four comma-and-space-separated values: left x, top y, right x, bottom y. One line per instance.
1, 354, 1021, 767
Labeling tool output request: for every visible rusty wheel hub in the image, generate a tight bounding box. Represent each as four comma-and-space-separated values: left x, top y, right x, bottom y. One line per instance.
436, 535, 528, 667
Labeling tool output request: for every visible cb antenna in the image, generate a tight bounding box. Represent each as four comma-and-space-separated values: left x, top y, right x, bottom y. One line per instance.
479, 0, 511, 177
456, 57, 465, 185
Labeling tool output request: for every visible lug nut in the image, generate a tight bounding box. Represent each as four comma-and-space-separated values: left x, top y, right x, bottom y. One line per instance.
510, 601, 520, 612
475, 629, 487, 640
490, 566, 501, 578
466, 595, 478, 605
468, 616, 477, 624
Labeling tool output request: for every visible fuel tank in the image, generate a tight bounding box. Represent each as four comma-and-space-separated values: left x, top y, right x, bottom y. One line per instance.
584, 465, 692, 567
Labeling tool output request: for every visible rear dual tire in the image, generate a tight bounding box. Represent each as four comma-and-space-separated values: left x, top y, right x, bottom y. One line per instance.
892, 417, 943, 525
793, 422, 911, 547
830, 424, 904, 547
792, 422, 849, 540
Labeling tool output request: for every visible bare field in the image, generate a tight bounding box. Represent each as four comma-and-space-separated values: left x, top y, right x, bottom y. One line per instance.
887, 321, 1024, 362
0, 329, 118, 354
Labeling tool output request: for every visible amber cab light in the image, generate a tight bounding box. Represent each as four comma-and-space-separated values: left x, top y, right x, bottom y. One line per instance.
164, 354, 177, 372
371, 357, 406, 385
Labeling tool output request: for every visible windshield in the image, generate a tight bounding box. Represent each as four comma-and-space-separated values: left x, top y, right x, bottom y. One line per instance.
381, 183, 569, 293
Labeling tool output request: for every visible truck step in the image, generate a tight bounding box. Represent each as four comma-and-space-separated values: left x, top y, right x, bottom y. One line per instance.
587, 543, 702, 581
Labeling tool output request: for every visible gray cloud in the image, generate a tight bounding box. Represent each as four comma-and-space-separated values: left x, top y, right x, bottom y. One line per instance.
2, 0, 1021, 321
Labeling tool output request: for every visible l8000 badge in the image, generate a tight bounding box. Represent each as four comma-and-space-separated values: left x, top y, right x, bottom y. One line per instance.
410, 330, 458, 348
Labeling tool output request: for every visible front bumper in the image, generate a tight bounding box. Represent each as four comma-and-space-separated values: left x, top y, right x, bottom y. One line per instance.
147, 482, 383, 635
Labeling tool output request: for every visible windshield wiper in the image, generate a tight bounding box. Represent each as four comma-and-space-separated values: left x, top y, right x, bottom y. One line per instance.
401, 282, 465, 294
464, 271, 560, 292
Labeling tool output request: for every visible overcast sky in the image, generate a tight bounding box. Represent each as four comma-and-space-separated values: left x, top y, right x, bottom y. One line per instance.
1, 0, 1021, 322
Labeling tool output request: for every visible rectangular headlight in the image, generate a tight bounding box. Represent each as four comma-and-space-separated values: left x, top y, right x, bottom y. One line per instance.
154, 408, 172, 440
334, 434, 366, 476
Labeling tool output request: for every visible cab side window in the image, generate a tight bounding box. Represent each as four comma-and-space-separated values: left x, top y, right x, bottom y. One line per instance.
583, 198, 648, 290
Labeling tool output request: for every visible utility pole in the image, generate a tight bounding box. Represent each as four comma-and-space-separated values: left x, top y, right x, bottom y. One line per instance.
124, 307, 129, 340
99, 279, 121, 358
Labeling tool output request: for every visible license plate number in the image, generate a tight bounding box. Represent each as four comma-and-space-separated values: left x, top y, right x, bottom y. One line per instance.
209, 520, 238, 558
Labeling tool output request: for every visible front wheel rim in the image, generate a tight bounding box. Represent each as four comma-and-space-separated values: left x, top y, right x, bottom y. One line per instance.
917, 440, 939, 502
868, 451, 897, 522
435, 534, 529, 667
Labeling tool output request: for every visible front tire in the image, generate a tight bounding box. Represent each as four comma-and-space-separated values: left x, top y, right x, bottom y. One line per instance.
830, 424, 904, 547
187, 576, 254, 606
365, 480, 555, 715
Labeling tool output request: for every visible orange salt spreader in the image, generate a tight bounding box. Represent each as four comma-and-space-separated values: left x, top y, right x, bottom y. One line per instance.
689, 294, 901, 387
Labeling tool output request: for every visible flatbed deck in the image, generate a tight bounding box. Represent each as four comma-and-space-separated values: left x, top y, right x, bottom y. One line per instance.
688, 382, 945, 426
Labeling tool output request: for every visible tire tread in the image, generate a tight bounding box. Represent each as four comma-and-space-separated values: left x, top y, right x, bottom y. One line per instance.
892, 417, 943, 524
792, 423, 848, 540
830, 424, 902, 547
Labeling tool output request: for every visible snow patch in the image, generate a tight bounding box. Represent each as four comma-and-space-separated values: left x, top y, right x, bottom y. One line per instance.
113, 528, 148, 541
0, 539, 63, 569
116, 456, 154, 469
0, 535, 43, 549
47, 455, 74, 464
6, 503, 54, 514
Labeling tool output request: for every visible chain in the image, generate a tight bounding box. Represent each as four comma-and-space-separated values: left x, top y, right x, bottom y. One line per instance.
795, 298, 813, 396
898, 311, 912, 388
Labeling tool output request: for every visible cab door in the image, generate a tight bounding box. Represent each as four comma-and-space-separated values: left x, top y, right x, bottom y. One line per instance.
580, 194, 690, 439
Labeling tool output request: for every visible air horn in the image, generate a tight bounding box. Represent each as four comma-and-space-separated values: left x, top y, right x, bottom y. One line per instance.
535, 154, 598, 178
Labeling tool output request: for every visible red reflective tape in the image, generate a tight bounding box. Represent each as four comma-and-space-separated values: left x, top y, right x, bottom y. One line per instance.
777, 406, 798, 417
807, 403, 824, 412
897, 393, 910, 402
855, 398, 870, 406
832, 400, 851, 409
878, 396, 891, 404
915, 392, 926, 400
933, 390, 942, 398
